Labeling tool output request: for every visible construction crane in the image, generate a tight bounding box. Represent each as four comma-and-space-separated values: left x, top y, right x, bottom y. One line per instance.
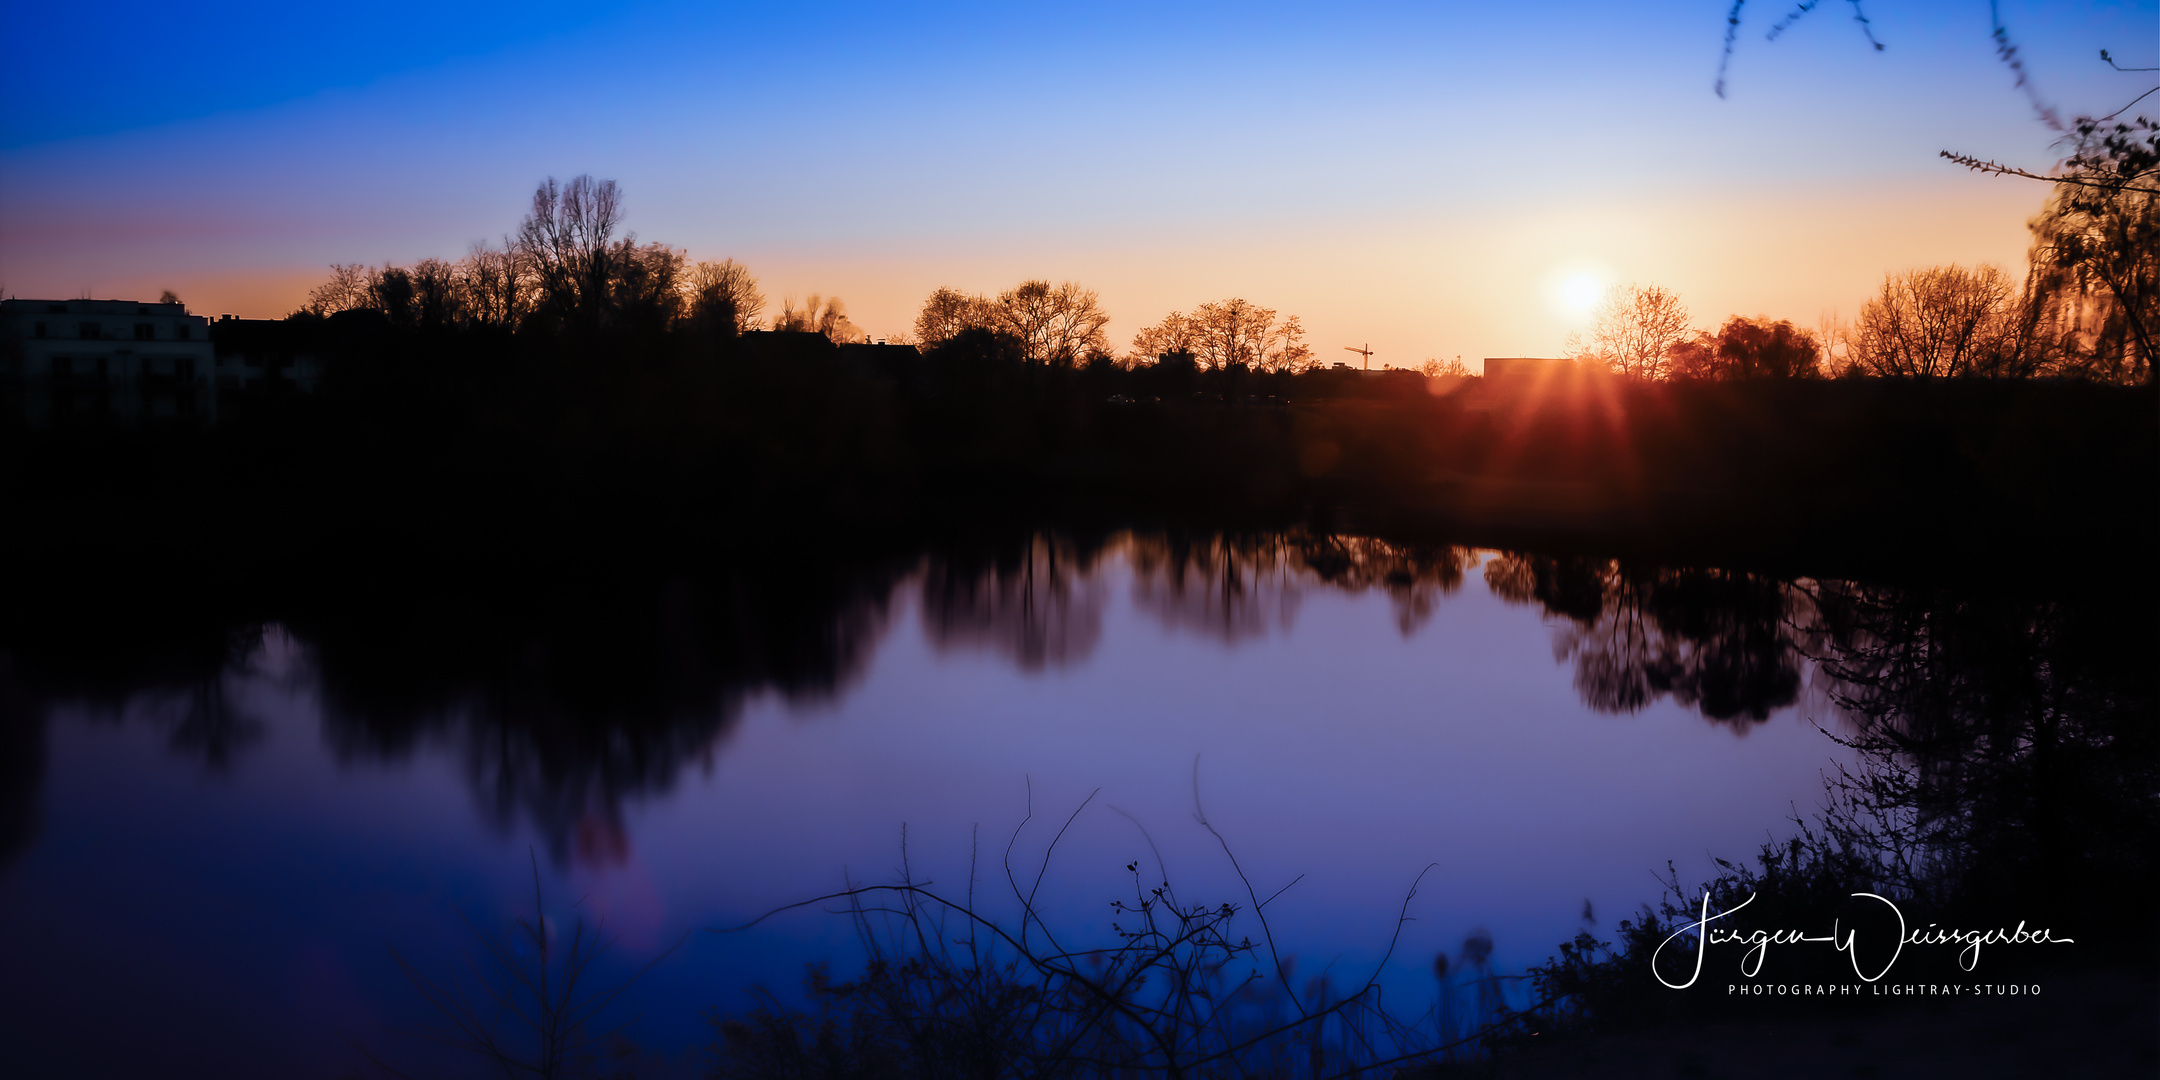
1342, 344, 1374, 370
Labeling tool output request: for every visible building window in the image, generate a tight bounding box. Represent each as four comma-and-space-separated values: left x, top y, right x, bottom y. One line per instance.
177, 357, 195, 378
32, 322, 46, 338
54, 357, 73, 376
176, 324, 192, 340
79, 322, 102, 340
134, 323, 156, 340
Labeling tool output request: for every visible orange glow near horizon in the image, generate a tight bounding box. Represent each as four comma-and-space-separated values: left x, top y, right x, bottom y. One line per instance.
38, 178, 2044, 369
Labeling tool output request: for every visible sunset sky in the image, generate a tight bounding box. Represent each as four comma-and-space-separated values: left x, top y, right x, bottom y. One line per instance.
2, 0, 2153, 367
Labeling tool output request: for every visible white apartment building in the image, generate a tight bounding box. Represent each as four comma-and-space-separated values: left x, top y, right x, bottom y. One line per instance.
1, 298, 219, 426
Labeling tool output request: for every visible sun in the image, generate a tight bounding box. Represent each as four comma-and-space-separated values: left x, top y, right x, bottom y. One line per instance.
1561, 273, 1603, 315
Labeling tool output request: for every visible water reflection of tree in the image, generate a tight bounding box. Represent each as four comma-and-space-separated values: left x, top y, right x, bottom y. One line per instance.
1127, 531, 1477, 642
0, 655, 44, 868
1128, 532, 1306, 644
15, 532, 2144, 898
0, 611, 271, 867
1291, 535, 1478, 637
1475, 545, 2156, 955
307, 557, 911, 867
1524, 573, 2156, 1028
920, 533, 1107, 671
139, 671, 271, 772
1483, 554, 1806, 727
1798, 579, 2158, 927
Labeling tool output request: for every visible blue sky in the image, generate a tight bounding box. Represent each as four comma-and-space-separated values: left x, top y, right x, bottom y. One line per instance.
1, 0, 2152, 362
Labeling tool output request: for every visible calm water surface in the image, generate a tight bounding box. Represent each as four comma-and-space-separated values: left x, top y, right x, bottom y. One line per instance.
3, 533, 1867, 1077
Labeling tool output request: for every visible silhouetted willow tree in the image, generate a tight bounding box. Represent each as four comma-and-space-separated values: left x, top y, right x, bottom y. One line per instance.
1907, 101, 2155, 385
2012, 117, 2159, 385
1715, 3, 2155, 386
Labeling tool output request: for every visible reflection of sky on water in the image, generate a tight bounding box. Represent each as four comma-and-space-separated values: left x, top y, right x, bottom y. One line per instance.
0, 539, 1853, 1078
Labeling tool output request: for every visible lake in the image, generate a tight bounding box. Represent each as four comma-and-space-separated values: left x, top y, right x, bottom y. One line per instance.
1, 527, 2127, 1077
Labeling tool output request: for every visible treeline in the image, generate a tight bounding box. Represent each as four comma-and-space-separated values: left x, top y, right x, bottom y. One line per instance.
6, 149, 2153, 570
1582, 260, 2149, 387
1579, 117, 2154, 386
295, 123, 2151, 389
301, 176, 771, 341
18, 314, 2145, 581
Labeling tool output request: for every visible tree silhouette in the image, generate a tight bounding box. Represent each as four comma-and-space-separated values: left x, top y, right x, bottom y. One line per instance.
1580, 284, 1692, 380
1417, 356, 1473, 379
1849, 264, 2036, 378
687, 258, 765, 337
304, 263, 372, 316
1671, 316, 1824, 380
410, 256, 461, 329
2015, 117, 2158, 385
515, 174, 624, 331
1127, 311, 1202, 368
604, 238, 688, 336
1727, 0, 2155, 382
773, 293, 863, 342
913, 286, 998, 349
370, 265, 417, 329
1129, 300, 1311, 373
912, 281, 1108, 362
997, 280, 1110, 365
460, 239, 532, 330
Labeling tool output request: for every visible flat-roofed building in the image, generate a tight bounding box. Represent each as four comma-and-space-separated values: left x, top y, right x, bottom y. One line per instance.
1480, 357, 1577, 381
1, 298, 217, 426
